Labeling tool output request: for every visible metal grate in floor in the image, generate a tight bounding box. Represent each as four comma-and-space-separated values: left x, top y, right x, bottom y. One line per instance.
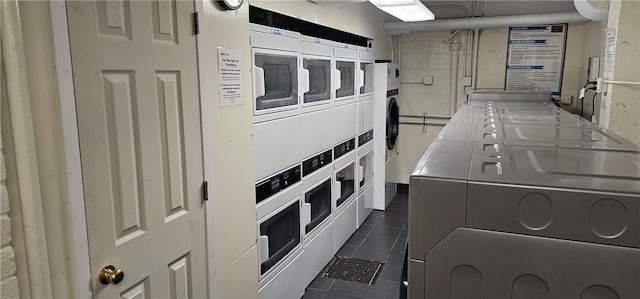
323, 256, 384, 285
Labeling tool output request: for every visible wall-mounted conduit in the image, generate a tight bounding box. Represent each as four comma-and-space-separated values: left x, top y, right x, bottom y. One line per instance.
384, 12, 588, 34
399, 114, 451, 133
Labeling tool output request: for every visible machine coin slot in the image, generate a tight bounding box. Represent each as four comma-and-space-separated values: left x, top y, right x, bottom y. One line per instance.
303, 150, 333, 177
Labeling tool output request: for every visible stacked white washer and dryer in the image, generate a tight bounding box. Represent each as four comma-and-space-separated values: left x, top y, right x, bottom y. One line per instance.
250, 22, 400, 299
372, 63, 400, 210
250, 24, 306, 299
250, 23, 382, 299
299, 35, 338, 289
354, 47, 376, 227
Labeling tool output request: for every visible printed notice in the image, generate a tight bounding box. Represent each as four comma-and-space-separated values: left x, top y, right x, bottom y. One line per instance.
605, 28, 616, 72
505, 25, 567, 96
218, 48, 243, 107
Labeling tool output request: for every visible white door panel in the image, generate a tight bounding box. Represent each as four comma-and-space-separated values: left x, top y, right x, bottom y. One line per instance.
66, 1, 207, 297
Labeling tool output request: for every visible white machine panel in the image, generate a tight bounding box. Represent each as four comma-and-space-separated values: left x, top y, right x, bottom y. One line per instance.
333, 103, 357, 145
253, 116, 303, 181
301, 109, 334, 160
303, 220, 335, 287
258, 248, 305, 299
357, 99, 374, 134
357, 184, 374, 227
334, 197, 357, 252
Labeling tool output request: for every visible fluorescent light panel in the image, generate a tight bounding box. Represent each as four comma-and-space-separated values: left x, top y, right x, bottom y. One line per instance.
370, 0, 435, 22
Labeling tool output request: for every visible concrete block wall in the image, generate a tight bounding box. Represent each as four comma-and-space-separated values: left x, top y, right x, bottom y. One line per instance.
1, 136, 19, 298
396, 30, 468, 183
395, 24, 601, 183
599, 0, 640, 144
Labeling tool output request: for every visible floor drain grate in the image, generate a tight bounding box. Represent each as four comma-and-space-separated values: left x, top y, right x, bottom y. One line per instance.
323, 256, 384, 285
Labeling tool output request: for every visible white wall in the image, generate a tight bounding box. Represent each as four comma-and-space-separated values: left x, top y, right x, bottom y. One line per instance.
396, 30, 468, 183
1, 82, 20, 299
1, 1, 61, 298
19, 3, 78, 297
200, 2, 259, 298
599, 0, 640, 144
250, 0, 392, 60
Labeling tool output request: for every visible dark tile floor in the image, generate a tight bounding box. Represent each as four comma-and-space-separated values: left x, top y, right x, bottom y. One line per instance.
302, 191, 408, 299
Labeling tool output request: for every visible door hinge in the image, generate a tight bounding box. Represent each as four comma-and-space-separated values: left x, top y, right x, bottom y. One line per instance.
193, 12, 200, 35
202, 181, 208, 201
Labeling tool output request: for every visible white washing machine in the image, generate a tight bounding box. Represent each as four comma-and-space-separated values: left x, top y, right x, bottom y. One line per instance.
251, 24, 307, 299
299, 36, 336, 181
255, 165, 305, 299
357, 45, 375, 102
372, 63, 400, 210
300, 36, 333, 114
332, 101, 358, 250
250, 24, 301, 124
330, 41, 358, 106
356, 139, 374, 227
250, 24, 304, 185
300, 154, 334, 287
333, 138, 358, 252
355, 61, 375, 224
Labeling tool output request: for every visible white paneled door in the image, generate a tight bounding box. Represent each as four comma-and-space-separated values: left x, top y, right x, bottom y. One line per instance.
66, 1, 207, 297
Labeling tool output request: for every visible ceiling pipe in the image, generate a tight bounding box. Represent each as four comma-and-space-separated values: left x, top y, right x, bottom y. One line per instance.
573, 0, 608, 21
384, 11, 588, 33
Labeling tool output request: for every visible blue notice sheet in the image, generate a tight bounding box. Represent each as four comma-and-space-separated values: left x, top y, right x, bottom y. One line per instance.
505, 25, 567, 96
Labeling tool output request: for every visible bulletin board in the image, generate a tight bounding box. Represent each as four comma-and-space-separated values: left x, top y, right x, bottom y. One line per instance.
505, 24, 568, 96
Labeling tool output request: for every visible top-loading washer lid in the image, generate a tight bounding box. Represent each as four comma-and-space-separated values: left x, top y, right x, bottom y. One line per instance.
386, 97, 399, 150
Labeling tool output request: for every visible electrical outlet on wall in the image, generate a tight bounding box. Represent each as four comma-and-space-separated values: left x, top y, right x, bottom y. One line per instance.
423, 76, 433, 85
559, 94, 572, 104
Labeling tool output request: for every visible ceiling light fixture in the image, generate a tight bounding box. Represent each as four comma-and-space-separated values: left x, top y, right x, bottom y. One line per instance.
369, 0, 435, 22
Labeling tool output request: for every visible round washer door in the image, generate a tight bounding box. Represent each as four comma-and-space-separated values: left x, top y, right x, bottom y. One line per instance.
386, 97, 399, 150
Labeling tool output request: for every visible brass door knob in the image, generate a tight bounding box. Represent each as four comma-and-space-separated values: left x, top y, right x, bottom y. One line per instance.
98, 265, 124, 285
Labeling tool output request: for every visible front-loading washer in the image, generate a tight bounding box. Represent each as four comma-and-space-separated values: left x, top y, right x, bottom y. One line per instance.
355, 76, 375, 222
333, 138, 358, 251
357, 45, 375, 102
300, 150, 334, 287
356, 134, 375, 226
250, 24, 302, 124
250, 24, 305, 184
330, 41, 358, 106
300, 36, 334, 114
255, 164, 305, 299
373, 63, 400, 210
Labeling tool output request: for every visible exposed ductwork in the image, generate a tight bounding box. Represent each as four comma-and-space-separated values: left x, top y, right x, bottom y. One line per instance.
384, 11, 589, 33
573, 0, 608, 21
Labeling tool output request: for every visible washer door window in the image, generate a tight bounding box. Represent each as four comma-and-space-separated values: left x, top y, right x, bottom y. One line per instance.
303, 58, 331, 105
336, 162, 355, 207
387, 97, 400, 150
336, 61, 355, 100
253, 51, 298, 113
303, 179, 332, 235
359, 151, 374, 188
359, 62, 373, 95
258, 200, 300, 276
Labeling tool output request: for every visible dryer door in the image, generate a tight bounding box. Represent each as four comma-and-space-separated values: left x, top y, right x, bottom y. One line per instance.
386, 97, 400, 150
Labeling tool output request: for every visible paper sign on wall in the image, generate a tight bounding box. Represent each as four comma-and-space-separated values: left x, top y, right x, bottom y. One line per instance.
605, 28, 616, 72
218, 48, 243, 107
505, 24, 567, 96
